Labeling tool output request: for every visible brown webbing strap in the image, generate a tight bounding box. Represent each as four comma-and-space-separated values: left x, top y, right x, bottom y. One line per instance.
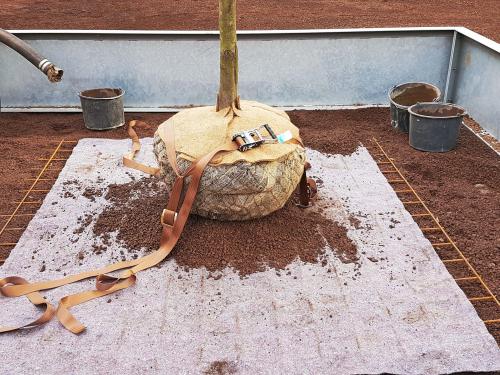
298, 170, 318, 207
0, 127, 237, 334
0, 120, 312, 334
0, 276, 55, 333
122, 120, 162, 176
162, 118, 182, 176
122, 120, 183, 178
1, 258, 140, 298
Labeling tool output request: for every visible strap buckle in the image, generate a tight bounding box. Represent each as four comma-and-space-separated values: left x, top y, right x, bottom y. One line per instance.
297, 173, 318, 208
161, 209, 178, 228
232, 124, 278, 152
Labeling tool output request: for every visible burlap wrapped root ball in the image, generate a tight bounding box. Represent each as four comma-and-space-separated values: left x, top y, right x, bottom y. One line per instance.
153, 101, 306, 221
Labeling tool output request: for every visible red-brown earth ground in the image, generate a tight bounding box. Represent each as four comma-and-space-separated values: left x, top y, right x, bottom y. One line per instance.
1, 0, 499, 361
0, 109, 498, 346
0, 0, 499, 42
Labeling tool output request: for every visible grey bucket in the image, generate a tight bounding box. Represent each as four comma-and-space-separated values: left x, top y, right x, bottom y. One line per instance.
408, 102, 467, 152
79, 88, 125, 130
389, 82, 441, 132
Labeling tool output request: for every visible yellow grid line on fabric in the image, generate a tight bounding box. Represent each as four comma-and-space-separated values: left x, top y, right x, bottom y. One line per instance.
0, 140, 75, 264
368, 138, 499, 325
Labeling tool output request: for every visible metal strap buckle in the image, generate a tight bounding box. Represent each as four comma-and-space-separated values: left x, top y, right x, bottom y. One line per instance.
232, 124, 278, 152
161, 209, 178, 228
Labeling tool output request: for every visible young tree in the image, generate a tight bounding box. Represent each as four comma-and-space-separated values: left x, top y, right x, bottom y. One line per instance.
217, 0, 240, 112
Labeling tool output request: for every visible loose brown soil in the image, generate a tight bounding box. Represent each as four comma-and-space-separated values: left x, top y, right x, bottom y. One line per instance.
1, 1, 498, 42
0, 108, 498, 344
466, 118, 500, 153
80, 88, 123, 99
412, 104, 466, 117
88, 176, 358, 276
392, 85, 441, 107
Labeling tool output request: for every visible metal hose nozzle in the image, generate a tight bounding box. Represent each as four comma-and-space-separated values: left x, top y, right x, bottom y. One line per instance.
0, 29, 63, 83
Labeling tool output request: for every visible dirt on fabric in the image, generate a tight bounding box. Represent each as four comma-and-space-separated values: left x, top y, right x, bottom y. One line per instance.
88, 176, 358, 276
0, 108, 498, 344
204, 361, 238, 375
1, 0, 499, 42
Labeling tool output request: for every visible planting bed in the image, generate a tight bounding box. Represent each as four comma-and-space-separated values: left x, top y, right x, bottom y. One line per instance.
1, 0, 499, 42
2, 110, 498, 280
0, 109, 498, 346
1, 135, 499, 374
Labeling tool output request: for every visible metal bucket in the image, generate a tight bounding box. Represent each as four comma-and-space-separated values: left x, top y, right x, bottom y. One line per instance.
388, 82, 441, 132
79, 88, 125, 130
408, 102, 467, 152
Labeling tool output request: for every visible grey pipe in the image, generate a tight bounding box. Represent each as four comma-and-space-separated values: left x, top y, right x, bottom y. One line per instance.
0, 29, 63, 82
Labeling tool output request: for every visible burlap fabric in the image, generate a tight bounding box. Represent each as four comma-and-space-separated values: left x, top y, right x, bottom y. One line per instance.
153, 101, 305, 220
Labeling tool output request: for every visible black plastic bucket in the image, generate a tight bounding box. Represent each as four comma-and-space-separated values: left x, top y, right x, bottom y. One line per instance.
388, 82, 441, 132
408, 102, 467, 152
79, 88, 125, 130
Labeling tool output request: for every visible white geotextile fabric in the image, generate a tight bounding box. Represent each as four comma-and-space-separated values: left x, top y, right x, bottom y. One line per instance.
0, 138, 499, 375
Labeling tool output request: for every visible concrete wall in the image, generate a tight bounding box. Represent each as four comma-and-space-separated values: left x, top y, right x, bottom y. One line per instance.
451, 33, 500, 139
0, 27, 498, 138
0, 29, 454, 110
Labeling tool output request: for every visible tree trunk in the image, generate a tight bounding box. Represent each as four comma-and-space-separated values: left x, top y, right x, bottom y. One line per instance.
217, 0, 239, 112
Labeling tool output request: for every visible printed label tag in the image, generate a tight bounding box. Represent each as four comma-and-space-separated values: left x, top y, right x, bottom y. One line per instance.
276, 130, 293, 144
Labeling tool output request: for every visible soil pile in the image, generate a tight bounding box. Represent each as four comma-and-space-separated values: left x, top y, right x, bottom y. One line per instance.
392, 85, 440, 106
204, 361, 238, 375
89, 176, 358, 277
